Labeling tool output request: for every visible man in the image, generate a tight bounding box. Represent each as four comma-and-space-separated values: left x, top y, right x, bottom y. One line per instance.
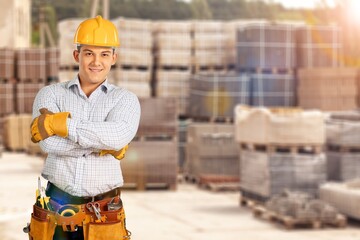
29, 15, 140, 240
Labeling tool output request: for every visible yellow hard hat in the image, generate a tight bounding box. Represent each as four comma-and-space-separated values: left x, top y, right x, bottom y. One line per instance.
74, 15, 120, 47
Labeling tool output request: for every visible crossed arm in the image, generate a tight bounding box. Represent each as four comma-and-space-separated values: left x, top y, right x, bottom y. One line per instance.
31, 85, 141, 159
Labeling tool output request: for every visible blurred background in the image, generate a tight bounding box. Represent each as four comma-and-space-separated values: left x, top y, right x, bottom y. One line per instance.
2, 0, 360, 239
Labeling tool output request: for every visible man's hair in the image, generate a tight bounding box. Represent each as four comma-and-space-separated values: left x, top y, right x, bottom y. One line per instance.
76, 44, 115, 54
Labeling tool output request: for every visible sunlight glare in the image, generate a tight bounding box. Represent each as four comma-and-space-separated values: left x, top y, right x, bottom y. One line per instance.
347, 0, 360, 23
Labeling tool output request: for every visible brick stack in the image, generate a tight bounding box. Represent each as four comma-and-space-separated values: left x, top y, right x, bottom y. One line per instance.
236, 23, 297, 107
121, 97, 178, 190
326, 111, 360, 181
297, 68, 359, 111
46, 48, 60, 83
235, 105, 327, 199
192, 21, 230, 73
0, 47, 59, 153
0, 48, 15, 153
153, 21, 193, 116
185, 122, 239, 185
296, 25, 342, 68
15, 48, 48, 114
112, 18, 153, 97
0, 49, 16, 118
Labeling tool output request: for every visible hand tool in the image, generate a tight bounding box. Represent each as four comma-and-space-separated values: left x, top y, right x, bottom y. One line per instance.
107, 197, 123, 211
86, 202, 102, 221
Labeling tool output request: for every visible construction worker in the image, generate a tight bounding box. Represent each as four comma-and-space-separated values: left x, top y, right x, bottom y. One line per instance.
27, 15, 140, 240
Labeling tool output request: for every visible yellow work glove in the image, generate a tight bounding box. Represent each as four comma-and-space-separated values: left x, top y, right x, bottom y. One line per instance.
100, 144, 129, 160
31, 108, 71, 143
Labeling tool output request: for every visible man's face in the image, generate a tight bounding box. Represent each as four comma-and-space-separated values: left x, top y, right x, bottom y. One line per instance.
73, 45, 117, 86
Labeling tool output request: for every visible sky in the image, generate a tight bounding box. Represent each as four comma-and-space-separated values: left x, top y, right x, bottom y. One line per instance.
264, 0, 336, 9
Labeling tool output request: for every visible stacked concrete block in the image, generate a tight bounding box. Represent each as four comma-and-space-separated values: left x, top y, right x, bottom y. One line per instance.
236, 23, 297, 107
237, 23, 297, 71
153, 21, 193, 116
178, 119, 191, 173
57, 19, 84, 83
185, 122, 239, 183
112, 18, 153, 97
240, 150, 326, 198
326, 111, 360, 181
225, 20, 269, 68
250, 72, 296, 107
297, 68, 359, 111
235, 106, 326, 198
193, 21, 230, 73
57, 18, 84, 68
188, 72, 250, 120
0, 0, 31, 49
121, 98, 178, 190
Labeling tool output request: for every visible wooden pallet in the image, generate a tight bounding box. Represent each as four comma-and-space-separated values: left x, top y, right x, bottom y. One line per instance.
327, 144, 360, 153
17, 78, 46, 83
191, 116, 233, 124
133, 135, 177, 142
159, 65, 191, 71
198, 174, 240, 192
0, 77, 17, 83
239, 142, 323, 155
193, 64, 235, 74
119, 64, 150, 71
200, 182, 240, 192
239, 196, 264, 209
238, 67, 294, 75
252, 205, 347, 229
183, 173, 199, 184
59, 65, 79, 71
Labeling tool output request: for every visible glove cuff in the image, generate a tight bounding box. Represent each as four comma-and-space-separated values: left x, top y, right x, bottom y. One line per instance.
52, 112, 71, 138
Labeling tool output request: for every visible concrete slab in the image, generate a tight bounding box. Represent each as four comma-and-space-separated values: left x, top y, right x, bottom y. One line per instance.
0, 152, 359, 240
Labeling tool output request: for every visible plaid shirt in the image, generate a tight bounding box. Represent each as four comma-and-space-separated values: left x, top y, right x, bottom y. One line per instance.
32, 76, 141, 197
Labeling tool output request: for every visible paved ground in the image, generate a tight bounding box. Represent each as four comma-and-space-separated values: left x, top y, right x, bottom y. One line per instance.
1, 152, 360, 240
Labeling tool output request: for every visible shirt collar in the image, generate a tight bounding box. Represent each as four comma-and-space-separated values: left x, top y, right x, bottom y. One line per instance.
66, 75, 111, 93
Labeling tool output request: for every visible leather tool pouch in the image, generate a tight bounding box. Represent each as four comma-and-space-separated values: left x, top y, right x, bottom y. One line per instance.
55, 204, 86, 232
83, 207, 131, 240
29, 205, 56, 240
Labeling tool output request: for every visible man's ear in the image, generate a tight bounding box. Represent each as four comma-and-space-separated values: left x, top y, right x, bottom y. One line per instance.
73, 50, 80, 63
112, 52, 118, 66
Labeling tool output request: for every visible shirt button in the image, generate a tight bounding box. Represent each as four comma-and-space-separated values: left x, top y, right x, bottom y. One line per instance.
83, 154, 86, 157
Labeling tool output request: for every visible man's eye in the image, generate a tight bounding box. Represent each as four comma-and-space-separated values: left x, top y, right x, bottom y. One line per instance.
85, 52, 92, 56
102, 54, 110, 57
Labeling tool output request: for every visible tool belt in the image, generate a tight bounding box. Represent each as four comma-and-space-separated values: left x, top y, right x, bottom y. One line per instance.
26, 184, 131, 240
